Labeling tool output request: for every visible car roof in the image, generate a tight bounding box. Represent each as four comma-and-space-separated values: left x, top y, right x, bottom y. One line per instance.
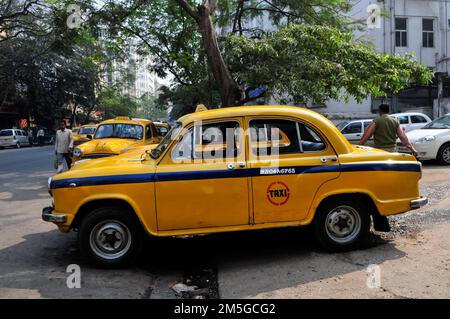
178, 105, 329, 124
99, 117, 152, 126
391, 112, 429, 117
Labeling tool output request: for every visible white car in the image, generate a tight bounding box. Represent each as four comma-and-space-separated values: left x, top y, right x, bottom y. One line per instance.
391, 112, 432, 132
0, 129, 31, 149
397, 115, 450, 164
336, 119, 374, 145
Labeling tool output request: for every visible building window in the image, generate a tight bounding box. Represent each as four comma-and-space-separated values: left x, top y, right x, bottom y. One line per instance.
395, 18, 407, 47
422, 19, 434, 48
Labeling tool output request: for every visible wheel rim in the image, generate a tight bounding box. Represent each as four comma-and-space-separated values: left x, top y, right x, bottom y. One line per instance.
16, 143, 20, 148
89, 220, 132, 260
442, 146, 450, 163
325, 205, 361, 244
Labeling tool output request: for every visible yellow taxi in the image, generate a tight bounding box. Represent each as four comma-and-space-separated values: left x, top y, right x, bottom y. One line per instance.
72, 117, 161, 162
43, 106, 427, 267
154, 121, 171, 137
73, 124, 97, 146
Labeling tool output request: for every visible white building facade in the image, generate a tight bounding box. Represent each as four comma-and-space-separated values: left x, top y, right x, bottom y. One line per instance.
324, 0, 450, 119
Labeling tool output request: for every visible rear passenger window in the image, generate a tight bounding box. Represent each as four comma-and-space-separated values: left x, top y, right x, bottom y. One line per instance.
411, 115, 428, 123
249, 119, 326, 155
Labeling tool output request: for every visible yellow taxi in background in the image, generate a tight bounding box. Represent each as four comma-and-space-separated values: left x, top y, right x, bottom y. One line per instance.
72, 117, 161, 162
154, 121, 171, 137
43, 106, 427, 267
73, 124, 97, 146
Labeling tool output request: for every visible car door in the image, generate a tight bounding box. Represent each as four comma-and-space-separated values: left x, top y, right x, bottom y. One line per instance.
155, 118, 250, 230
247, 117, 340, 224
341, 122, 363, 144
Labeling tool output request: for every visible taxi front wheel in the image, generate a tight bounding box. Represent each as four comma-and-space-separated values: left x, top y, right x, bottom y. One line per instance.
78, 206, 144, 268
313, 198, 370, 252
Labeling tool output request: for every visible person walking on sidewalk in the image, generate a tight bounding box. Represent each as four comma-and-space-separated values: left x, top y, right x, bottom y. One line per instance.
55, 120, 73, 173
359, 104, 417, 156
37, 128, 45, 146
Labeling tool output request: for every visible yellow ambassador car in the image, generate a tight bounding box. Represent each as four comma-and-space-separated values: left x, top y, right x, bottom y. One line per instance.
72, 117, 161, 162
43, 106, 427, 267
73, 124, 97, 146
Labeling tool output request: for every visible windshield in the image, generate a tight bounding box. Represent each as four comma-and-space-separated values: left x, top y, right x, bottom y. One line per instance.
152, 123, 181, 158
0, 130, 13, 136
422, 115, 450, 129
79, 127, 96, 134
336, 121, 349, 131
94, 124, 143, 140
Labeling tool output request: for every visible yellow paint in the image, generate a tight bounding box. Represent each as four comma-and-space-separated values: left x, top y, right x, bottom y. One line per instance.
48, 105, 424, 237
72, 124, 97, 146
72, 117, 161, 162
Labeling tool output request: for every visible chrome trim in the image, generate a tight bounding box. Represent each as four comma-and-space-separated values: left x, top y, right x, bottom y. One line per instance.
410, 197, 428, 209
42, 206, 67, 223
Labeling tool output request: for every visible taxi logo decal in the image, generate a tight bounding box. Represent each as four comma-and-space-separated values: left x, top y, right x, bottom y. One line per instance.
266, 181, 290, 206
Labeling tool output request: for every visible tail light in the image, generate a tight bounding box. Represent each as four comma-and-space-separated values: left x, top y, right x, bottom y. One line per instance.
13, 135, 16, 140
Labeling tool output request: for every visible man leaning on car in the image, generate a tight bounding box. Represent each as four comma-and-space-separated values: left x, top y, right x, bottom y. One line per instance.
360, 104, 418, 156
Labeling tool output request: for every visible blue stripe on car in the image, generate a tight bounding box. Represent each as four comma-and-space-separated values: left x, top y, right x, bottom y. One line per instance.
50, 162, 420, 189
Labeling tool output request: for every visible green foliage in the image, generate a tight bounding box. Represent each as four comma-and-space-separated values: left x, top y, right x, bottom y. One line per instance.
97, 86, 138, 119
223, 24, 434, 105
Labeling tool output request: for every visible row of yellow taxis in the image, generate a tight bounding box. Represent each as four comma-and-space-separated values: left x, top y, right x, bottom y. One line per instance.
71, 118, 170, 161
43, 106, 428, 267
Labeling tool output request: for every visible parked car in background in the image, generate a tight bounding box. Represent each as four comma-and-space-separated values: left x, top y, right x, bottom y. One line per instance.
32, 126, 55, 145
391, 112, 432, 132
154, 121, 171, 137
336, 119, 374, 145
72, 117, 162, 162
73, 124, 97, 146
397, 114, 450, 164
0, 129, 32, 148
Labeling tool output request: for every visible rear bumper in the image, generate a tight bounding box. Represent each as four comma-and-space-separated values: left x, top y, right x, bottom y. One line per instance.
42, 206, 67, 223
410, 197, 428, 209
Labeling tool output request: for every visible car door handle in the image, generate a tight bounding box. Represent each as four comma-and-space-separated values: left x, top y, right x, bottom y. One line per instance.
320, 156, 338, 163
227, 162, 245, 170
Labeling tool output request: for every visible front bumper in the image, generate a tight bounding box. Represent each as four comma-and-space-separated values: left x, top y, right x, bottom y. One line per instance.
410, 197, 428, 209
42, 206, 67, 223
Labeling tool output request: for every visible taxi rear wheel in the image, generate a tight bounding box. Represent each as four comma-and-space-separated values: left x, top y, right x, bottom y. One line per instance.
78, 206, 144, 268
313, 198, 370, 252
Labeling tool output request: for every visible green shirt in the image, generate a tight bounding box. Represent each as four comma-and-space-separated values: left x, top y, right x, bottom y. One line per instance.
373, 114, 400, 149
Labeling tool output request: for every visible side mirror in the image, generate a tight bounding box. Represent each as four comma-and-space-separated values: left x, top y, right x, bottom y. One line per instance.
148, 149, 161, 159
86, 134, 92, 140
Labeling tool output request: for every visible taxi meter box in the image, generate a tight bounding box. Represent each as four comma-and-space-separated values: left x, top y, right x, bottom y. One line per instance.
43, 106, 427, 267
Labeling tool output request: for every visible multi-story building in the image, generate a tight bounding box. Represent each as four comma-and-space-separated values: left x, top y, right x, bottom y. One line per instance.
324, 0, 450, 119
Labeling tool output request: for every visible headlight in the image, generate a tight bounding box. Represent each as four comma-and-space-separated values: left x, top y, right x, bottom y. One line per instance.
73, 148, 82, 157
47, 177, 52, 190
415, 136, 436, 144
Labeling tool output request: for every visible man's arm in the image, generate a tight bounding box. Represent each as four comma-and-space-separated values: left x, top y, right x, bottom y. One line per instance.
397, 127, 418, 156
68, 130, 74, 150
359, 122, 376, 145
54, 131, 58, 153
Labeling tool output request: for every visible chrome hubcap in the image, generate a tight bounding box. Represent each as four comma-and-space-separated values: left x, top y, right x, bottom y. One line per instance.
325, 205, 361, 243
443, 147, 450, 163
89, 220, 131, 260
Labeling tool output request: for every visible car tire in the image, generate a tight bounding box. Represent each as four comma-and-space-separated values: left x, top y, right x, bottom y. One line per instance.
313, 198, 370, 252
78, 206, 144, 268
16, 142, 20, 149
437, 143, 450, 165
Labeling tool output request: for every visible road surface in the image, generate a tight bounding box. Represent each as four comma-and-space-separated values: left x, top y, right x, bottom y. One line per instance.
0, 146, 449, 298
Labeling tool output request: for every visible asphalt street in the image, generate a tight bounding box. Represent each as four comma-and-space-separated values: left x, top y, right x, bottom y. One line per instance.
0, 146, 449, 298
